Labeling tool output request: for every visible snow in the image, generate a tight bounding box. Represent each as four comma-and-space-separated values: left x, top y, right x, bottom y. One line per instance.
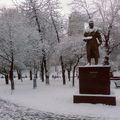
0, 99, 83, 120
79, 64, 110, 67
113, 71, 120, 77
0, 72, 120, 120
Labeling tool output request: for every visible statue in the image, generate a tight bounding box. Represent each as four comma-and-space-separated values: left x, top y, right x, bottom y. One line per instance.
83, 19, 102, 65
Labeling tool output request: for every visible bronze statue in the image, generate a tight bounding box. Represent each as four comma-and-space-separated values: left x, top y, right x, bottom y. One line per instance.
83, 20, 102, 65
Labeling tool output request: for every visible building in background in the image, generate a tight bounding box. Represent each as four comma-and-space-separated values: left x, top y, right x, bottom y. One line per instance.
68, 11, 85, 36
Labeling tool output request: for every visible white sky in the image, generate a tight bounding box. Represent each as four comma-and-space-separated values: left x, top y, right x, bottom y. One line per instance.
0, 0, 72, 16
0, 0, 14, 7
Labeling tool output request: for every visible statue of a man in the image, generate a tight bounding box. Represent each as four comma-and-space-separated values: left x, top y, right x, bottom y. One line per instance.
83, 19, 102, 65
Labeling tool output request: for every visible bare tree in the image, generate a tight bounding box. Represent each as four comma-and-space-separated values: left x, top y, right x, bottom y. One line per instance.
71, 0, 98, 19
0, 7, 32, 90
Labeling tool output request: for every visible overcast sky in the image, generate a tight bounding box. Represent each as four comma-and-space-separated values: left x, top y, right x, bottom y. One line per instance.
0, 0, 13, 7
0, 0, 72, 16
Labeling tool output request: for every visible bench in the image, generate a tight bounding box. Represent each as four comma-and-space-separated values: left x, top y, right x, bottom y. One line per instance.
110, 77, 120, 88
110, 76, 120, 88
110, 71, 120, 88
110, 77, 120, 80
52, 75, 61, 79
114, 81, 120, 88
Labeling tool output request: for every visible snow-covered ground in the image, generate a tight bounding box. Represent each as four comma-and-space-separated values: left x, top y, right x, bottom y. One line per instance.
0, 99, 85, 120
0, 71, 120, 120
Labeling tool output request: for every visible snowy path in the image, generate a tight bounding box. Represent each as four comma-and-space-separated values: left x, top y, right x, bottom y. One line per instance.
0, 99, 102, 120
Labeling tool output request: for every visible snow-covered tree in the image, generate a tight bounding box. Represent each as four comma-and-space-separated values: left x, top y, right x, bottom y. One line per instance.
55, 35, 85, 86
0, 8, 30, 90
13, 0, 65, 86
46, 0, 67, 85
71, 0, 97, 19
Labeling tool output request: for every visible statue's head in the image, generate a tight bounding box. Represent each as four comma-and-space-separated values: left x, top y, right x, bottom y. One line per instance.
88, 19, 94, 29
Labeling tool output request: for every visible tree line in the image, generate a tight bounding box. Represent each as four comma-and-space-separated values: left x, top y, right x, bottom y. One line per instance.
0, 0, 120, 90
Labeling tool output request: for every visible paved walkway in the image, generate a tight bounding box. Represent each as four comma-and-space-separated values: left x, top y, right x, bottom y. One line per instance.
0, 99, 104, 120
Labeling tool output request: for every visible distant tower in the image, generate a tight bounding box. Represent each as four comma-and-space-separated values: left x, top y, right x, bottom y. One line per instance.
68, 11, 84, 36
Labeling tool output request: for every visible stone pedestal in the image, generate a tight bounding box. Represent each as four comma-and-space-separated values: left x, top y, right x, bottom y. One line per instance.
73, 65, 116, 105
79, 66, 110, 94
73, 94, 116, 105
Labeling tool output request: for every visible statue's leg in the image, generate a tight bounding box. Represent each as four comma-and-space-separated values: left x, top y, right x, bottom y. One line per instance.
87, 47, 91, 65
95, 57, 98, 65
87, 57, 91, 65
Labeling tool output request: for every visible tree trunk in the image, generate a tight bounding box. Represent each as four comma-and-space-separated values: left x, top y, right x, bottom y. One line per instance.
33, 70, 37, 89
103, 35, 110, 65
35, 70, 38, 78
72, 68, 75, 87
67, 70, 71, 81
17, 70, 22, 80
18, 72, 21, 80
60, 56, 66, 85
103, 56, 109, 65
30, 70, 32, 80
72, 58, 80, 87
5, 74, 9, 85
103, 27, 112, 65
9, 55, 15, 90
33, 77, 37, 89
41, 58, 44, 82
67, 64, 72, 81
43, 55, 49, 85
